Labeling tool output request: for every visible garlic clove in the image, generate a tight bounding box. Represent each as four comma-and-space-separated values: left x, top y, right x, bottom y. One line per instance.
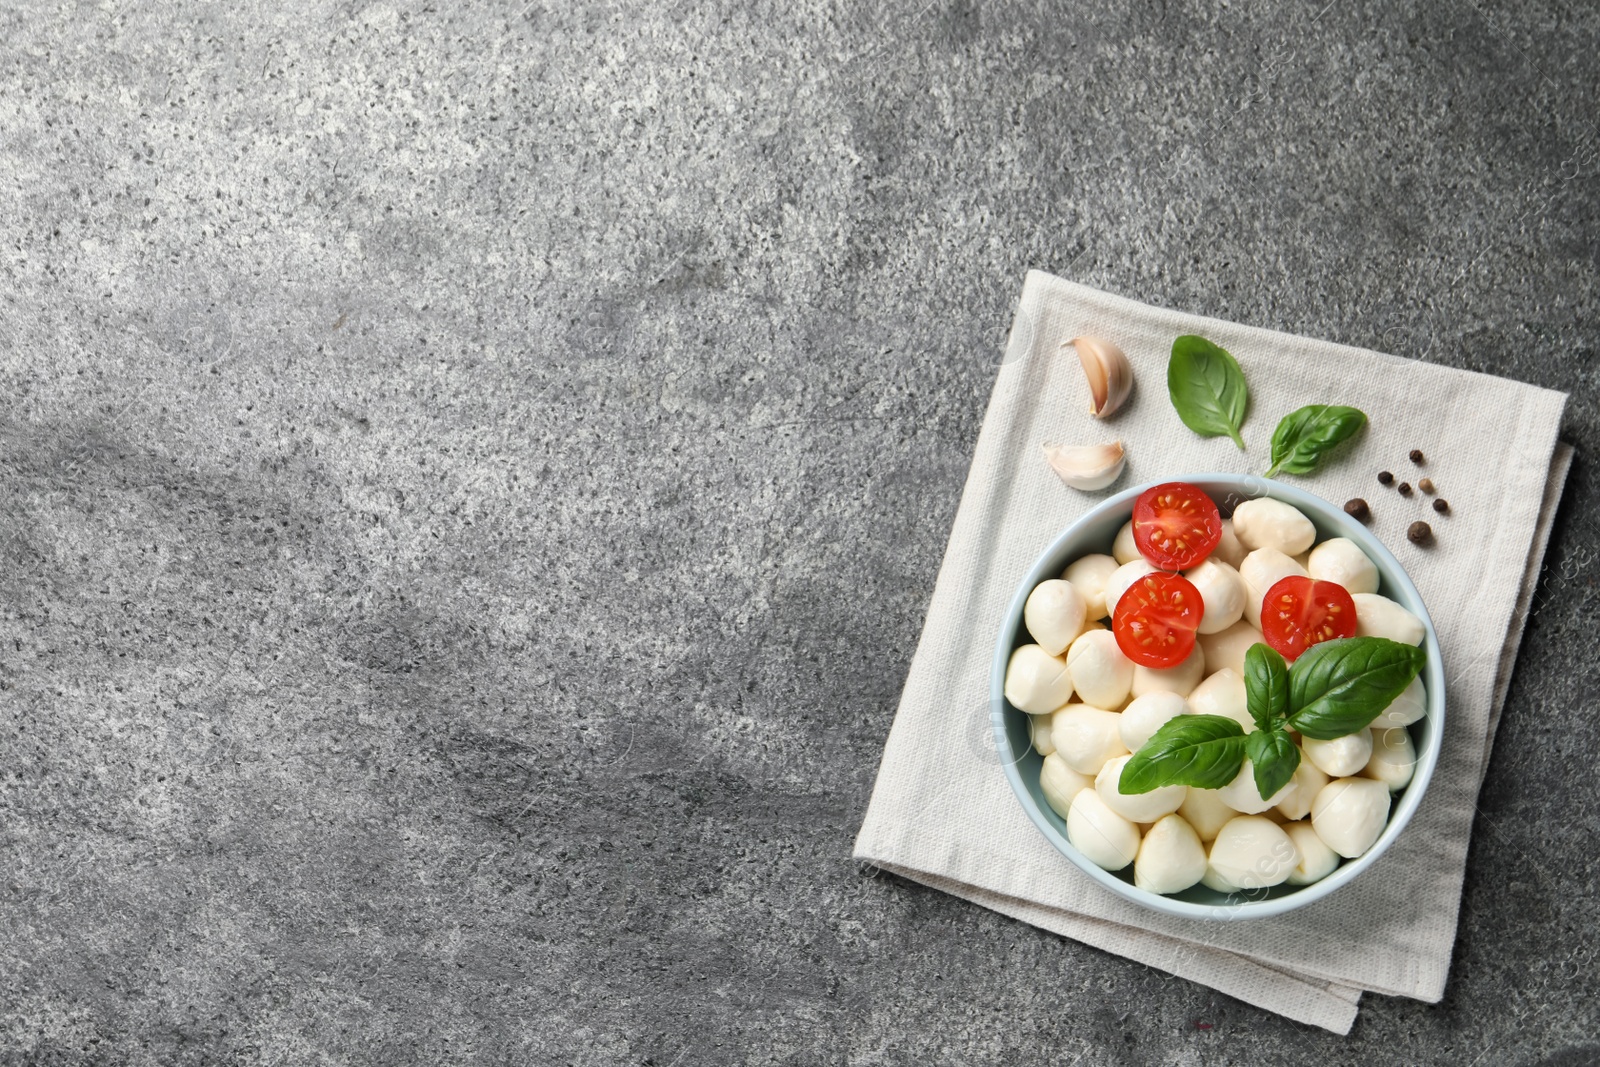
1065, 336, 1134, 418
1043, 441, 1126, 491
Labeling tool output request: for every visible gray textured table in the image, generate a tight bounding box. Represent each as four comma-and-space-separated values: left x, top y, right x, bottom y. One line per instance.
1, 1, 1595, 1063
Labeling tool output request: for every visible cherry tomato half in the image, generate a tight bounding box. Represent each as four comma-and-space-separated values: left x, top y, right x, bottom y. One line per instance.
1260, 575, 1358, 661
1112, 572, 1205, 669
1131, 482, 1223, 571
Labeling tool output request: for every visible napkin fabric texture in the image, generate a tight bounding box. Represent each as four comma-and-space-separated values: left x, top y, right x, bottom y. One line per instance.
853, 271, 1571, 1034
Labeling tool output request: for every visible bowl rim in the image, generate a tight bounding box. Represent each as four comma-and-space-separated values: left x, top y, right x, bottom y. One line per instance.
989, 474, 1446, 921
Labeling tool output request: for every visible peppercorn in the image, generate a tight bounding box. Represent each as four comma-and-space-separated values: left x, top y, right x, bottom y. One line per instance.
1344, 498, 1371, 523
1418, 478, 1435, 494
1408, 520, 1433, 545
1409, 449, 1425, 464
1377, 471, 1394, 486
1398, 482, 1413, 497
1433, 498, 1449, 514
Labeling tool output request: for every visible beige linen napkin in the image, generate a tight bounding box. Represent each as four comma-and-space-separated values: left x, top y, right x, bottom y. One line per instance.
853, 270, 1571, 1034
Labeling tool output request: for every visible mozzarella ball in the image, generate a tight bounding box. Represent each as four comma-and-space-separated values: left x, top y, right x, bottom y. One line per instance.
1120, 691, 1188, 752
1185, 668, 1252, 732
1051, 704, 1130, 775
1365, 726, 1417, 791
1232, 498, 1317, 557
1066, 629, 1134, 709
1025, 579, 1088, 656
1208, 816, 1300, 888
1004, 645, 1075, 715
1217, 759, 1297, 814
1372, 676, 1426, 728
1096, 755, 1187, 822
1284, 822, 1341, 885
1185, 558, 1246, 634
1134, 814, 1209, 894
1239, 548, 1309, 629
1104, 559, 1157, 617
1197, 620, 1268, 677
1131, 644, 1206, 698
1212, 519, 1246, 568
1353, 593, 1426, 646
1066, 788, 1141, 871
1062, 554, 1120, 620
1311, 778, 1392, 858
1307, 537, 1379, 595
1029, 714, 1056, 756
1039, 753, 1094, 818
1179, 788, 1236, 842
1275, 753, 1330, 821
1200, 865, 1241, 893
1303, 731, 1374, 777
1112, 519, 1142, 565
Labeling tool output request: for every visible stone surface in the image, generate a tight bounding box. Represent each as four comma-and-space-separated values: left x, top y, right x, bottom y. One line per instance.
0, 0, 1596, 1063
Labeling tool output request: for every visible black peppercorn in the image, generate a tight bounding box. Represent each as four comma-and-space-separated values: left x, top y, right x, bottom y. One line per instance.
1377, 471, 1394, 486
1344, 498, 1371, 523
1409, 449, 1425, 464
1418, 477, 1435, 494
1398, 482, 1412, 497
1433, 498, 1449, 514
1408, 520, 1433, 545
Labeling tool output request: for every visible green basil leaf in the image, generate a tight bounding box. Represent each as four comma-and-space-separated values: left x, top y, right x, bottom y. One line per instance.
1266, 404, 1368, 478
1245, 728, 1300, 801
1167, 335, 1249, 450
1119, 714, 1246, 794
1244, 642, 1291, 732
1288, 636, 1426, 740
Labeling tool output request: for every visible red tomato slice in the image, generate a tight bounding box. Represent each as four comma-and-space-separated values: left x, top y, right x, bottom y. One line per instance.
1132, 482, 1223, 571
1112, 572, 1205, 669
1260, 576, 1358, 661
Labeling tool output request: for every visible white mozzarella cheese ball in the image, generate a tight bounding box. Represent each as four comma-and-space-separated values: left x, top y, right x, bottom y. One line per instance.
1066, 630, 1134, 709
1239, 548, 1308, 629
1307, 537, 1379, 595
1029, 714, 1056, 756
1232, 498, 1317, 557
1353, 593, 1426, 646
1134, 814, 1209, 894
1311, 778, 1392, 858
1104, 559, 1157, 618
1217, 759, 1297, 814
1372, 676, 1426, 728
1200, 865, 1241, 893
1066, 788, 1141, 871
1197, 621, 1267, 677
1039, 753, 1094, 818
1303, 731, 1373, 778
1212, 519, 1246, 568
1184, 558, 1246, 634
1120, 691, 1188, 752
1178, 788, 1236, 842
1004, 645, 1074, 715
1051, 705, 1130, 775
1185, 668, 1252, 732
1208, 816, 1300, 888
1062, 553, 1120, 620
1274, 753, 1330, 821
1284, 822, 1341, 885
1112, 519, 1142, 565
1024, 579, 1088, 656
1365, 726, 1417, 791
1131, 644, 1206, 698
1096, 755, 1187, 823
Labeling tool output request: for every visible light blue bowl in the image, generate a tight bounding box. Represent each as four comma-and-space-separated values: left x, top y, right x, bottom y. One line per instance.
991, 474, 1446, 921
